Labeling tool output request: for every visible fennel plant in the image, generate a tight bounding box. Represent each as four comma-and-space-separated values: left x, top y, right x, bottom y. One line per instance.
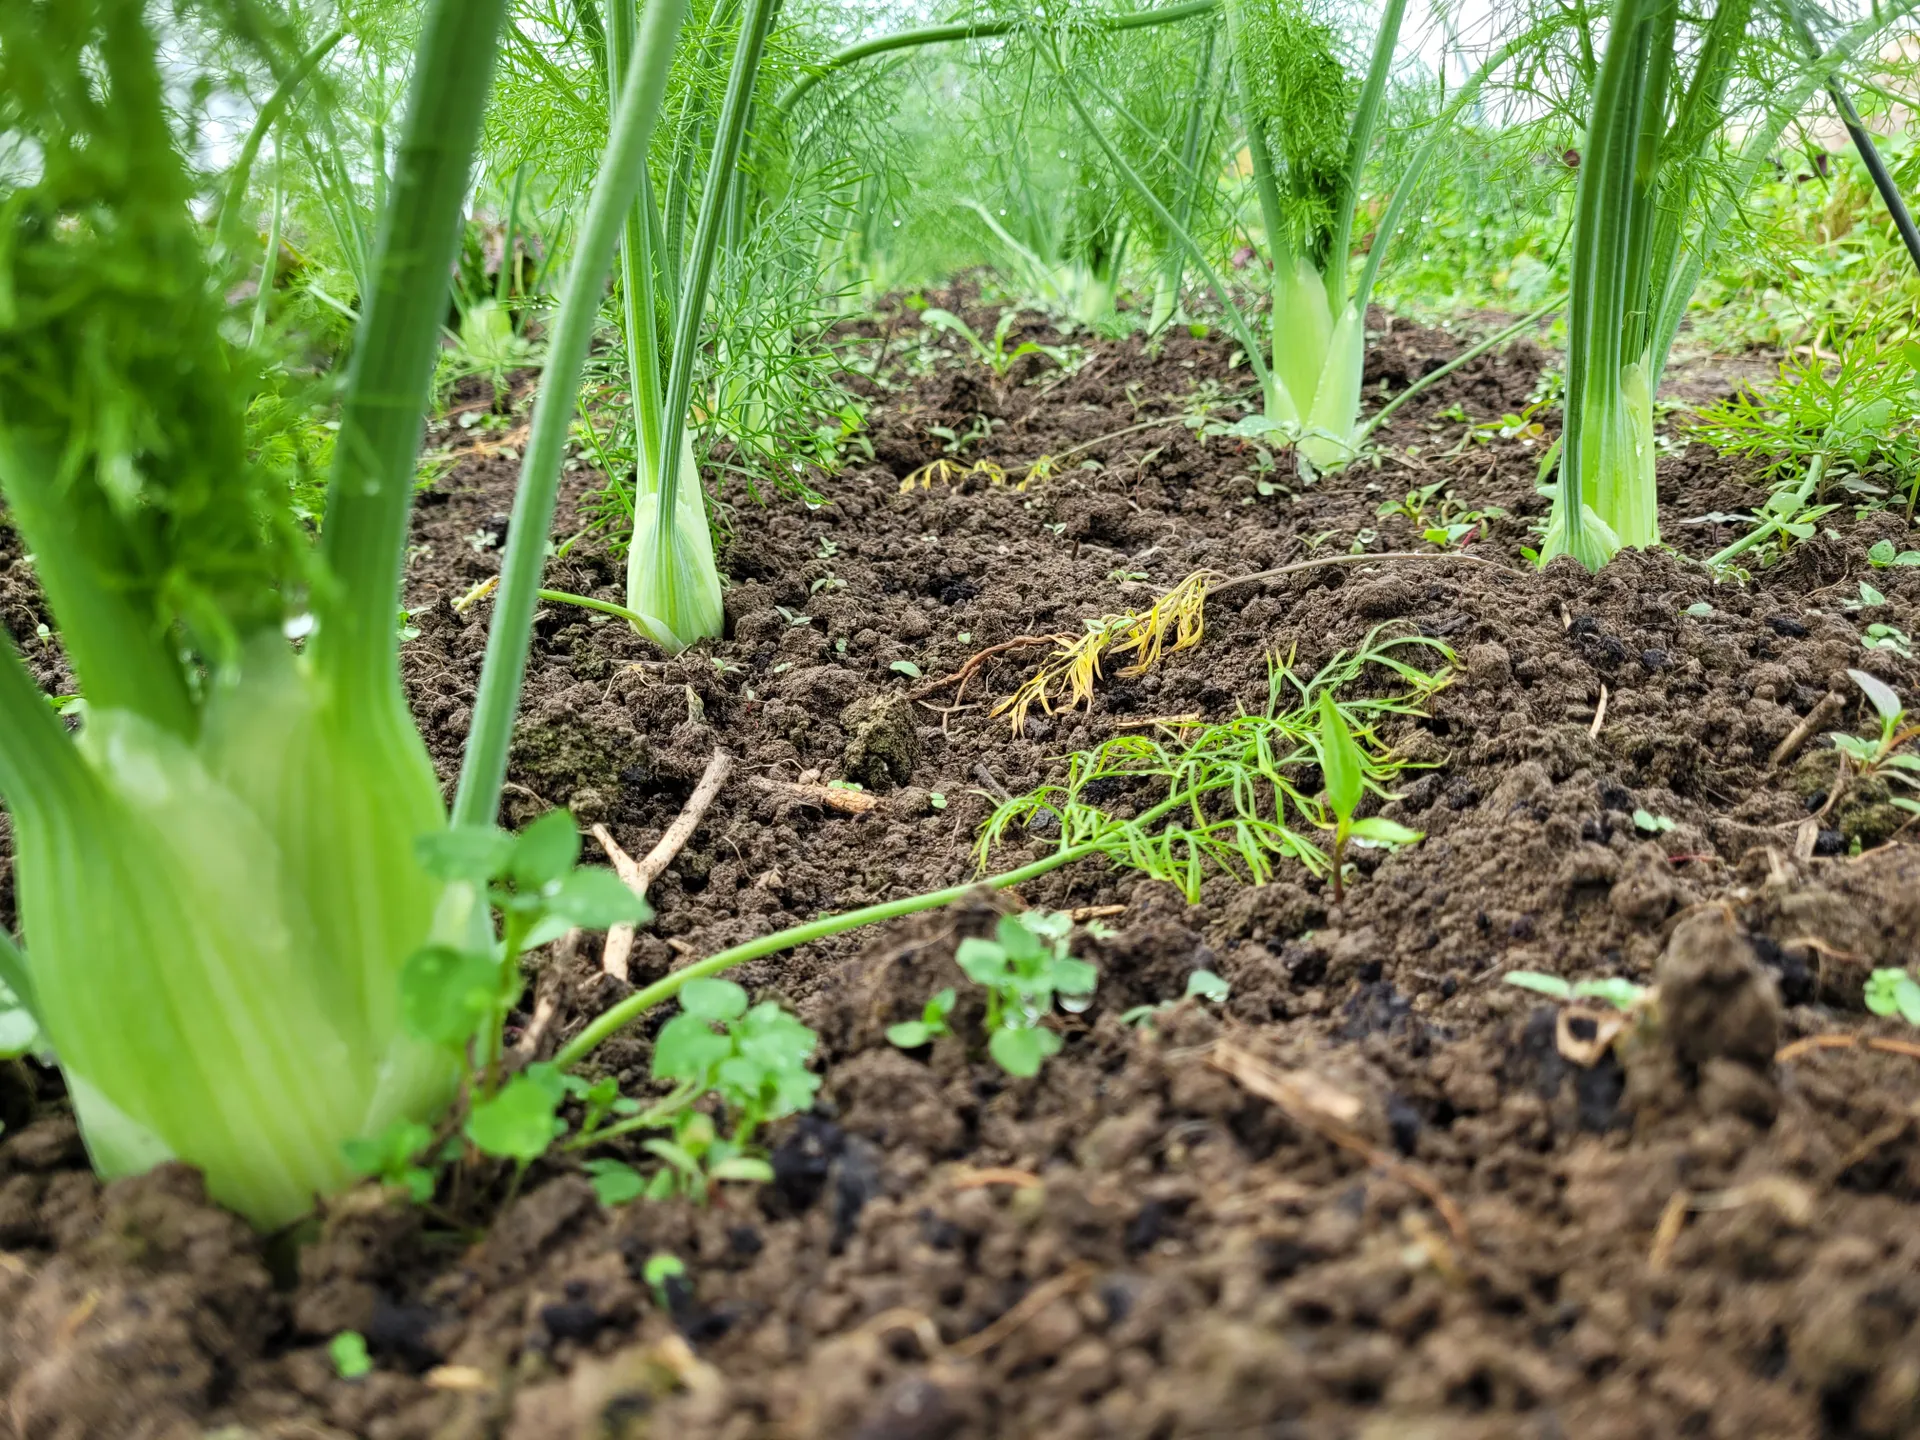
0, 0, 686, 1228
1542, 0, 1920, 569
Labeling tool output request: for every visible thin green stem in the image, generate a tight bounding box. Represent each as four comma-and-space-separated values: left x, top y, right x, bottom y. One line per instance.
1708, 453, 1827, 567
535, 588, 655, 628
1353, 26, 1542, 317
773, 0, 1222, 119
651, 0, 778, 543
1051, 46, 1273, 398
216, 24, 347, 258
453, 0, 690, 827
315, 0, 511, 714
248, 135, 284, 349
1356, 296, 1564, 444
554, 844, 1100, 1069
607, 0, 671, 488
1327, 0, 1410, 296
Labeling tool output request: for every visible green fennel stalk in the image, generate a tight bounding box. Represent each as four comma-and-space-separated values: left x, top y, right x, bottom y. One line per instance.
1542, 0, 1919, 568
0, 0, 689, 1230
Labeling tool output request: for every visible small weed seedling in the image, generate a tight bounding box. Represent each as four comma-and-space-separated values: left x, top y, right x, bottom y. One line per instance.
1826, 669, 1920, 815
1314, 690, 1423, 903
920, 307, 1073, 381
1864, 968, 1920, 1026
1868, 539, 1920, 568
1119, 969, 1231, 1028
337, 809, 650, 1189
329, 1331, 374, 1381
1863, 623, 1914, 660
1504, 971, 1649, 1010
1844, 581, 1888, 612
643, 1253, 687, 1311
886, 988, 956, 1048
622, 978, 822, 1201
955, 911, 1097, 1078
1376, 481, 1450, 528
1632, 808, 1676, 834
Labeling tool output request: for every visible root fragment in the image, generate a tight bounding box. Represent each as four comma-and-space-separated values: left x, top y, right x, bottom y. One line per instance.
749, 776, 879, 814
1207, 1038, 1471, 1249
595, 749, 732, 981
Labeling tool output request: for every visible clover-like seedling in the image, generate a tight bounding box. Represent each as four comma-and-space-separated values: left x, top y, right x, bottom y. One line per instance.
644, 977, 821, 1200
1504, 971, 1647, 1011
1119, 969, 1231, 1028
887, 987, 956, 1049
401, 809, 650, 1066
955, 911, 1097, 1078
1313, 690, 1422, 902
1632, 808, 1676, 835
1867, 538, 1920, 569
1864, 968, 1920, 1027
340, 1119, 439, 1203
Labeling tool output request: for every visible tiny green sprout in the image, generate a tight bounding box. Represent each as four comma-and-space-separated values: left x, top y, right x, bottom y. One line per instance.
1632, 809, 1676, 835
1864, 623, 1914, 659
1119, 969, 1232, 1027
1827, 671, 1920, 812
890, 660, 923, 679
642, 1252, 686, 1311
1867, 539, 1920, 568
643, 978, 819, 1200
1684, 602, 1715, 618
1503, 971, 1647, 1010
1844, 581, 1887, 611
341, 1119, 437, 1203
1313, 691, 1422, 902
1864, 968, 1920, 1027
886, 987, 956, 1049
581, 1158, 647, 1207
954, 911, 1097, 1078
329, 1330, 373, 1380
958, 632, 973, 644
928, 792, 948, 810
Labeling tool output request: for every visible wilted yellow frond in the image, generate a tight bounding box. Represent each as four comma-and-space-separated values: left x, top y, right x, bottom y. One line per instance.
899, 458, 1018, 493
992, 569, 1224, 734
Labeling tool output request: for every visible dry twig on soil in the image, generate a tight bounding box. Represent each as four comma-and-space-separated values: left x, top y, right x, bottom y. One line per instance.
594, 750, 733, 981
749, 775, 880, 814
1207, 1037, 1473, 1249
1771, 691, 1848, 769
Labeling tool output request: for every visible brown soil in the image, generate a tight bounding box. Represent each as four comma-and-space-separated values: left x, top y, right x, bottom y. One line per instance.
8, 295, 1920, 1439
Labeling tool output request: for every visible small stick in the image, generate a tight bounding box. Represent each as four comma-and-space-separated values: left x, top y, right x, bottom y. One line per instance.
1647, 1189, 1692, 1274
1777, 1032, 1920, 1064
949, 1264, 1094, 1361
1113, 712, 1203, 729
907, 634, 1068, 701
749, 775, 879, 814
1067, 903, 1127, 921
1207, 1038, 1471, 1248
973, 763, 1013, 801
595, 749, 732, 981
1589, 685, 1608, 739
950, 1166, 1043, 1190
1204, 549, 1505, 599
1770, 691, 1847, 769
